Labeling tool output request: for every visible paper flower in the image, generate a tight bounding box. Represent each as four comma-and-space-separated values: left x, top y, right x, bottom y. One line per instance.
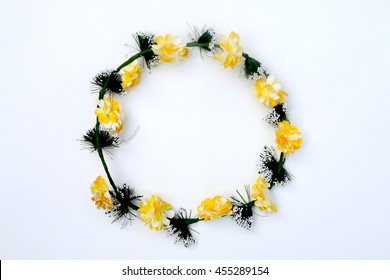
90, 176, 113, 211
197, 196, 232, 220
214, 31, 243, 69
251, 176, 277, 213
275, 120, 302, 154
95, 96, 124, 133
120, 60, 141, 91
255, 76, 287, 107
138, 194, 174, 231
152, 34, 189, 63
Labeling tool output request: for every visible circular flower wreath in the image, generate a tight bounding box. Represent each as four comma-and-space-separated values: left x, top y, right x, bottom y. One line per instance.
81, 27, 302, 247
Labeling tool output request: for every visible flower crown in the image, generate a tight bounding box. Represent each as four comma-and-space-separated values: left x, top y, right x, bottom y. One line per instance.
81, 27, 302, 247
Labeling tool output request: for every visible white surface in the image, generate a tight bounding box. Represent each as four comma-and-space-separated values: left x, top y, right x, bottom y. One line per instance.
0, 0, 389, 259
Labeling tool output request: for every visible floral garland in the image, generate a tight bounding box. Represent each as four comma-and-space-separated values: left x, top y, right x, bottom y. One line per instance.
81, 27, 302, 247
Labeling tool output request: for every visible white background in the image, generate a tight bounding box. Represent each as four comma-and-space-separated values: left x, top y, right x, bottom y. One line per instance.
0, 0, 389, 259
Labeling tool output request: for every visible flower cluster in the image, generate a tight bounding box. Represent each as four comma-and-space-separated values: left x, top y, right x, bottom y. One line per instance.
120, 60, 141, 91
214, 31, 243, 68
251, 176, 277, 213
152, 34, 189, 63
276, 120, 302, 154
138, 194, 174, 231
90, 176, 113, 211
255, 76, 287, 107
95, 96, 124, 134
197, 196, 232, 220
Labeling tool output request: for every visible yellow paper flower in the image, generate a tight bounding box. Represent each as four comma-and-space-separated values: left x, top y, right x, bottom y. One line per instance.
214, 31, 243, 69
138, 194, 174, 231
275, 120, 302, 154
151, 34, 189, 63
179, 47, 189, 59
255, 76, 287, 107
197, 196, 232, 220
251, 176, 277, 213
121, 60, 141, 91
95, 96, 124, 133
90, 176, 113, 211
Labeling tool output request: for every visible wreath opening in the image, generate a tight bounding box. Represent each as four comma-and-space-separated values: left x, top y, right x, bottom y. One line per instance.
118, 55, 269, 205
81, 26, 302, 247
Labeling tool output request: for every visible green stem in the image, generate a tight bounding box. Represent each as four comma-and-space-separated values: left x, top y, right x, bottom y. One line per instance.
116, 49, 153, 72
185, 218, 203, 225
277, 152, 285, 174
186, 42, 209, 48
245, 200, 256, 208
186, 42, 221, 50
95, 121, 119, 195
269, 152, 285, 190
129, 202, 140, 211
